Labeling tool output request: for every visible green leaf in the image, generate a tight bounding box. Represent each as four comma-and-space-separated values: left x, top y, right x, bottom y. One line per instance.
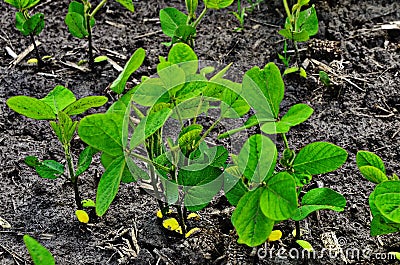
26, 0, 40, 9
370, 214, 400, 236
25, 157, 65, 179
78, 113, 124, 156
171, 97, 209, 120
124, 154, 150, 181
57, 111, 78, 144
168, 43, 198, 75
291, 29, 310, 42
63, 96, 108, 115
224, 166, 248, 206
296, 240, 313, 252
356, 151, 386, 175
261, 103, 313, 134
238, 134, 277, 184
359, 166, 388, 184
68, 1, 84, 15
23, 13, 44, 36
40, 85, 76, 114
205, 0, 234, 9
115, 0, 134, 12
242, 63, 284, 120
159, 8, 188, 37
293, 142, 348, 175
298, 5, 318, 37
96, 156, 126, 216
94, 55, 108, 63
132, 78, 169, 106
158, 63, 186, 95
173, 25, 196, 44
231, 188, 274, 247
319, 71, 331, 86
76, 146, 98, 177
260, 172, 297, 220
375, 181, 400, 223
110, 48, 146, 94
23, 235, 55, 265
7, 96, 56, 120
5, 0, 28, 9
220, 86, 250, 118
292, 188, 346, 221
15, 12, 27, 33
100, 153, 136, 183
65, 12, 88, 39
278, 29, 293, 39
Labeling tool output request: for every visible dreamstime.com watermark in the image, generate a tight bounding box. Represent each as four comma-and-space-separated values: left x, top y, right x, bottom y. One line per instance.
257, 237, 397, 262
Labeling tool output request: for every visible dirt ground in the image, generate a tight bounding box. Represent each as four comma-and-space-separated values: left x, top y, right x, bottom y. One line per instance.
1, 0, 400, 264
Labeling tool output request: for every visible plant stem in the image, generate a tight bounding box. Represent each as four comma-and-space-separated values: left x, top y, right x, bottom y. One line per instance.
192, 115, 222, 150
176, 205, 187, 238
86, 15, 94, 69
149, 165, 166, 211
29, 33, 43, 68
283, 0, 292, 21
192, 6, 207, 28
281, 133, 290, 150
295, 220, 301, 240
65, 145, 82, 210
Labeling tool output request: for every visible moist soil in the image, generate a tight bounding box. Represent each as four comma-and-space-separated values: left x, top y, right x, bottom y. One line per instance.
1, 0, 400, 264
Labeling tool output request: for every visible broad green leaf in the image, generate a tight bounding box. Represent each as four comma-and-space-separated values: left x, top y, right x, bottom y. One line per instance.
238, 134, 277, 184
293, 142, 347, 175
110, 48, 146, 94
132, 78, 169, 106
369, 190, 379, 217
278, 29, 293, 40
297, 5, 318, 37
359, 166, 388, 184
184, 175, 223, 211
68, 1, 84, 15
178, 165, 222, 186
291, 188, 346, 221
26, 0, 40, 8
205, 0, 234, 9
375, 181, 400, 223
96, 156, 126, 216
159, 8, 187, 37
115, 0, 134, 12
171, 97, 209, 120
100, 153, 135, 183
178, 124, 202, 156
64, 96, 108, 115
15, 12, 26, 33
242, 63, 284, 120
40, 85, 76, 114
65, 12, 88, 39
23, 235, 55, 265
168, 43, 198, 75
291, 30, 310, 42
220, 85, 250, 118
158, 63, 185, 95
280, 103, 313, 127
25, 157, 65, 180
5, 0, 29, 9
260, 172, 297, 220
125, 154, 149, 181
224, 166, 248, 206
173, 25, 196, 44
175, 76, 208, 101
231, 188, 274, 247
356, 151, 386, 174
76, 146, 98, 177
370, 214, 400, 236
7, 96, 56, 120
23, 12, 44, 36
130, 108, 172, 149
78, 113, 124, 156
207, 145, 229, 168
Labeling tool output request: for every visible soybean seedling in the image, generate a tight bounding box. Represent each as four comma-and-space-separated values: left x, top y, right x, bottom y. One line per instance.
65, 0, 134, 69
4, 0, 45, 67
278, 0, 318, 77
230, 0, 264, 31
160, 0, 234, 47
356, 151, 400, 236
7, 85, 107, 210
221, 62, 347, 246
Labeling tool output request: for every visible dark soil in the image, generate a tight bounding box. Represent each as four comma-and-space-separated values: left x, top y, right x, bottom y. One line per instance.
1, 0, 400, 264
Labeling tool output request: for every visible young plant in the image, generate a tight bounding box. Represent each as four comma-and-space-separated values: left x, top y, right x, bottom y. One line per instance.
230, 0, 264, 31
356, 151, 400, 236
159, 0, 234, 47
78, 43, 252, 237
65, 0, 134, 68
6, 85, 108, 210
278, 0, 318, 77
23, 235, 55, 265
4, 0, 45, 67
221, 62, 347, 246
